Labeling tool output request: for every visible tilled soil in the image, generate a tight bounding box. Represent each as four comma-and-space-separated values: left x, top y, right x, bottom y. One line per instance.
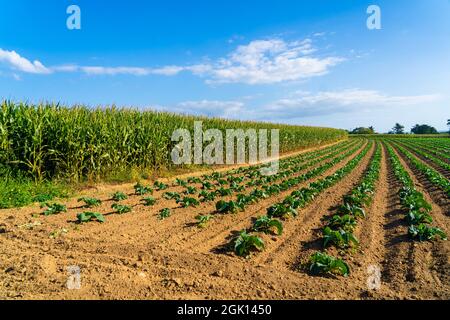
0, 140, 448, 300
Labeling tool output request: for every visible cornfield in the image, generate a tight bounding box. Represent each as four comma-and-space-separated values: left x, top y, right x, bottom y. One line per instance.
0, 101, 347, 182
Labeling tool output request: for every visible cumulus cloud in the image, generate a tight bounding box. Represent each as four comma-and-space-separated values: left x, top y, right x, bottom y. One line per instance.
1, 38, 341, 84
262, 89, 442, 118
190, 38, 343, 84
0, 49, 51, 74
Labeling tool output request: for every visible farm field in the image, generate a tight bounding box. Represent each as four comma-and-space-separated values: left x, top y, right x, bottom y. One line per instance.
0, 136, 449, 300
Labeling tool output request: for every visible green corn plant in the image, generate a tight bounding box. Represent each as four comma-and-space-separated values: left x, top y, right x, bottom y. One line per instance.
322, 226, 359, 249
141, 196, 156, 206
134, 183, 153, 195
111, 203, 132, 214
215, 200, 244, 214
153, 181, 168, 191
408, 224, 447, 241
78, 197, 102, 208
158, 208, 171, 220
308, 252, 350, 277
111, 191, 128, 202
41, 202, 67, 216
178, 196, 199, 208
77, 212, 105, 223
234, 230, 265, 257
195, 214, 213, 228
252, 216, 283, 235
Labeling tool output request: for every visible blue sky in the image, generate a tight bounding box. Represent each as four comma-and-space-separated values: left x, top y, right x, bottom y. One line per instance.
1, 0, 449, 132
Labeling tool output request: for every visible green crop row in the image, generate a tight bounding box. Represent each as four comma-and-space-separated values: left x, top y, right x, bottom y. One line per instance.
0, 101, 347, 183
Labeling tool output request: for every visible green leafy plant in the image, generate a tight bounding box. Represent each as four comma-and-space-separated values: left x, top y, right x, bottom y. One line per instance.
216, 200, 243, 214
134, 183, 153, 195
158, 208, 171, 220
201, 181, 213, 190
195, 214, 213, 228
327, 214, 357, 232
336, 203, 366, 219
216, 187, 232, 196
252, 216, 283, 235
234, 230, 265, 257
199, 190, 216, 202
77, 212, 105, 223
111, 203, 132, 214
184, 186, 197, 195
41, 202, 67, 216
267, 203, 297, 219
175, 178, 188, 187
163, 191, 181, 201
111, 191, 128, 202
407, 210, 433, 225
178, 197, 199, 208
308, 252, 350, 277
154, 181, 168, 191
322, 227, 359, 248
408, 224, 447, 241
141, 196, 156, 206
78, 197, 102, 208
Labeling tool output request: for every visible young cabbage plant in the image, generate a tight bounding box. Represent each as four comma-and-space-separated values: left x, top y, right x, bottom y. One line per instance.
111, 191, 128, 202
252, 216, 283, 235
216, 200, 244, 214
158, 208, 171, 220
111, 203, 132, 214
199, 190, 216, 202
153, 181, 168, 191
308, 252, 350, 277
163, 191, 181, 201
78, 197, 102, 208
322, 227, 359, 249
41, 203, 67, 216
408, 224, 447, 241
184, 186, 197, 195
134, 183, 153, 195
195, 214, 213, 228
234, 230, 265, 257
141, 197, 156, 206
178, 197, 199, 208
77, 212, 105, 223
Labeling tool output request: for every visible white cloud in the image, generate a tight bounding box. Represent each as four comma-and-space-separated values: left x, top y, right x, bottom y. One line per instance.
262, 89, 442, 118
0, 49, 51, 74
190, 38, 343, 84
1, 37, 341, 84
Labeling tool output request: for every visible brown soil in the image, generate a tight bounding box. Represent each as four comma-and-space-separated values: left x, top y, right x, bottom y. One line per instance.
0, 140, 448, 300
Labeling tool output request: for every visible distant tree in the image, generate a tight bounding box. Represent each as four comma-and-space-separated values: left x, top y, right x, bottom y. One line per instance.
368, 126, 376, 133
350, 127, 374, 134
447, 119, 450, 133
411, 124, 438, 135
392, 123, 405, 134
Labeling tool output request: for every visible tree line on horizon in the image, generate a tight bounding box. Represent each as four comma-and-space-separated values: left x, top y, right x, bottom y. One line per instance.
349, 119, 450, 135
